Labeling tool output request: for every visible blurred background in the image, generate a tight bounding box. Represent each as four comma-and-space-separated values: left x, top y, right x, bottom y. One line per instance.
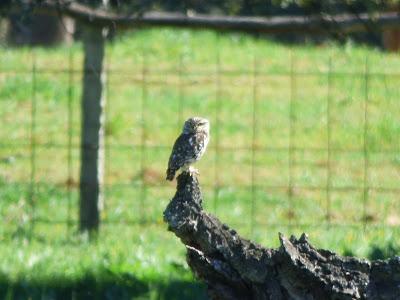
0, 0, 400, 299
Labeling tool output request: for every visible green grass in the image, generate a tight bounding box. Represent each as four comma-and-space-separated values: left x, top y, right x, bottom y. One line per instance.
1, 28, 400, 298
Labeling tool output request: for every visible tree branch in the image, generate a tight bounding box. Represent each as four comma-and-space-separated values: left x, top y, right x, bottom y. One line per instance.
164, 172, 400, 299
10, 0, 400, 33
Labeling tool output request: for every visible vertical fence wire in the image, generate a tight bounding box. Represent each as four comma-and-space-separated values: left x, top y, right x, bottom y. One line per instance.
213, 33, 221, 215
0, 56, 3, 132
326, 57, 333, 224
140, 52, 147, 223
67, 48, 74, 235
288, 51, 295, 225
29, 51, 37, 238
177, 54, 184, 129
250, 53, 258, 237
362, 56, 370, 228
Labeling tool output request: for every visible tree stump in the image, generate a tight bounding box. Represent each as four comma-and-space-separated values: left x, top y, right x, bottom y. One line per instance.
163, 172, 400, 300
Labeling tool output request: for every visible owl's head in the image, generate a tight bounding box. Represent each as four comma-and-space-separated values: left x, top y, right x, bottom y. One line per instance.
183, 117, 210, 134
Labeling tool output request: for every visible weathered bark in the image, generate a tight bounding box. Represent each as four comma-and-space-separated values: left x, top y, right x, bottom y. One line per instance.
164, 172, 400, 300
79, 24, 106, 233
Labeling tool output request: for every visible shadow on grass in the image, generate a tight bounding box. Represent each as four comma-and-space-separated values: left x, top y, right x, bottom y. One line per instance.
343, 240, 400, 261
2, 241, 399, 300
0, 276, 207, 300
368, 241, 400, 261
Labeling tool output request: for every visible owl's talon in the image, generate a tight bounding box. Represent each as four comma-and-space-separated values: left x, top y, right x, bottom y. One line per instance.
188, 166, 199, 177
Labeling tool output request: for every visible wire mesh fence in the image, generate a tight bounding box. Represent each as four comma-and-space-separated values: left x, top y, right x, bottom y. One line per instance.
1, 31, 400, 242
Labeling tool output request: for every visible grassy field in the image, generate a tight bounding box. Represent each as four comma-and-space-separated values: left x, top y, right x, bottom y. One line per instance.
1, 28, 400, 298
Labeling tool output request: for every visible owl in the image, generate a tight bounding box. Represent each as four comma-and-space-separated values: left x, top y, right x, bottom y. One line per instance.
166, 117, 210, 181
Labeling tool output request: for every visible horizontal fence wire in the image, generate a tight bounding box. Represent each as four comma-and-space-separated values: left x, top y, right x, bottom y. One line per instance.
2, 68, 400, 77
0, 47, 399, 241
18, 218, 400, 228
0, 143, 399, 153
2, 181, 400, 192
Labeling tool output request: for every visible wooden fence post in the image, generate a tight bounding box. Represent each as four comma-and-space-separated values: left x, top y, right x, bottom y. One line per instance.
79, 24, 106, 233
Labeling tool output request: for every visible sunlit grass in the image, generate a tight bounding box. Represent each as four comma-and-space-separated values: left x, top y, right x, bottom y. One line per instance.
0, 28, 400, 297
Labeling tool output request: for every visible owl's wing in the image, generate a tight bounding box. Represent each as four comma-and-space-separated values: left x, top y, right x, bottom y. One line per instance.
166, 132, 207, 180
167, 133, 196, 172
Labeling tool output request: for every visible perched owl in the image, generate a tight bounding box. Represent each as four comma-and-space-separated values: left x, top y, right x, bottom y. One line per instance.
166, 117, 210, 181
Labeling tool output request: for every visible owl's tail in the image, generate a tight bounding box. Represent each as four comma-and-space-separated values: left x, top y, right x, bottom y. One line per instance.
166, 168, 176, 181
